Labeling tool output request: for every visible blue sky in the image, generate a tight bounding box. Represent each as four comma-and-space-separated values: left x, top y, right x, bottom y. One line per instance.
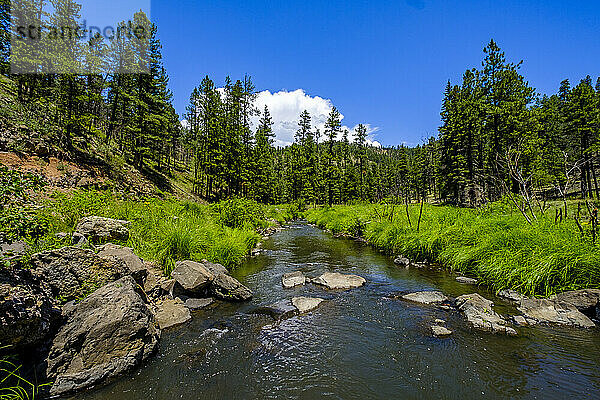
143, 0, 599, 146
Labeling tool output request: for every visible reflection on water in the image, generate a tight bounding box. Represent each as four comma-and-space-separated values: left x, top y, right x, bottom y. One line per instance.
70, 222, 600, 400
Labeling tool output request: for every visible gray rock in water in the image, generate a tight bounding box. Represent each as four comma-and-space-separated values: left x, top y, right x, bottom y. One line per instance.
312, 272, 366, 290
98, 243, 147, 283
431, 325, 452, 336
517, 298, 595, 328
0, 269, 60, 350
172, 260, 214, 295
46, 276, 159, 397
185, 298, 214, 310
455, 293, 517, 335
401, 291, 448, 305
282, 271, 306, 288
155, 298, 192, 329
74, 216, 130, 243
210, 273, 253, 301
31, 246, 127, 302
393, 256, 410, 267
551, 289, 600, 317
498, 289, 527, 302
456, 276, 478, 285
255, 300, 298, 320
292, 296, 324, 313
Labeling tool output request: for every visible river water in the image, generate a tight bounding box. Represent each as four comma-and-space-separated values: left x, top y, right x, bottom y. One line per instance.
71, 222, 600, 400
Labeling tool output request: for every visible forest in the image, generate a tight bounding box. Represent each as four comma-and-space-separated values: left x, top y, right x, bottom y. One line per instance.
3, 1, 600, 213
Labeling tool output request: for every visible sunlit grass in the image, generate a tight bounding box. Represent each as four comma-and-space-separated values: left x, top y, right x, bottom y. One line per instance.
305, 202, 600, 297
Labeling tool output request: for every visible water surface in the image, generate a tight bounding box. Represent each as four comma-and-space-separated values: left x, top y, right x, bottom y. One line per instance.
71, 222, 600, 400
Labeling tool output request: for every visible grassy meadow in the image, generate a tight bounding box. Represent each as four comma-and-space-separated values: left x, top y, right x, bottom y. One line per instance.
305, 201, 600, 297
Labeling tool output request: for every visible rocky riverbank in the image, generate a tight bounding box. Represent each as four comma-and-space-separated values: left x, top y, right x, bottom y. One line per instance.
0, 215, 257, 397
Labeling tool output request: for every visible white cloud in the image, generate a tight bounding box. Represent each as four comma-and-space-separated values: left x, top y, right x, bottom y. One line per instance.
250, 89, 380, 147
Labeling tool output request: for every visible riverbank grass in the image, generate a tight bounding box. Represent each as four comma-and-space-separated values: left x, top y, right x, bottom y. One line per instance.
29, 191, 294, 274
305, 202, 600, 297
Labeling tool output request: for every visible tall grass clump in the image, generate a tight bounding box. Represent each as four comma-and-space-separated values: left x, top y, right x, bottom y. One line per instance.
30, 190, 289, 276
306, 202, 600, 297
0, 350, 48, 399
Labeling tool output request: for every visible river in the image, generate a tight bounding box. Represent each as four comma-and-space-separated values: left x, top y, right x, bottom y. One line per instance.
70, 222, 600, 399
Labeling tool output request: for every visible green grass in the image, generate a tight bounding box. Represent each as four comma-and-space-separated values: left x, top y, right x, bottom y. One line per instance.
0, 349, 49, 400
28, 191, 294, 275
305, 201, 600, 297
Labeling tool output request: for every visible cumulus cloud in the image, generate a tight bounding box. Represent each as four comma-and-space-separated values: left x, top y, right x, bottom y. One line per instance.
250, 89, 380, 147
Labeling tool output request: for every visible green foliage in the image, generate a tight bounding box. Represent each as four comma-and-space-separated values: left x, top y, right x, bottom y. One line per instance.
306, 203, 600, 297
0, 167, 46, 244
211, 198, 266, 229
0, 350, 49, 399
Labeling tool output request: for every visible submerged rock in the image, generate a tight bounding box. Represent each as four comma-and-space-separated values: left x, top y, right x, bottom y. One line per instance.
211, 273, 253, 301
455, 293, 517, 335
312, 272, 366, 290
393, 256, 410, 267
155, 298, 192, 329
292, 296, 324, 313
401, 291, 448, 305
431, 325, 452, 336
455, 276, 478, 285
31, 246, 127, 302
517, 298, 595, 328
172, 260, 213, 295
254, 300, 298, 320
46, 276, 159, 397
74, 216, 130, 243
282, 271, 306, 288
0, 269, 60, 350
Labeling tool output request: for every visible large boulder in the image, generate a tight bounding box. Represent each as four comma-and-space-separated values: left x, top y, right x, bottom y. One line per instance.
74, 216, 130, 243
31, 246, 127, 302
0, 269, 60, 350
46, 276, 160, 397
154, 298, 192, 329
401, 291, 448, 305
517, 298, 595, 328
172, 261, 213, 295
210, 273, 252, 301
200, 259, 229, 276
455, 293, 517, 335
282, 271, 306, 288
98, 243, 147, 283
551, 289, 600, 318
312, 272, 366, 290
